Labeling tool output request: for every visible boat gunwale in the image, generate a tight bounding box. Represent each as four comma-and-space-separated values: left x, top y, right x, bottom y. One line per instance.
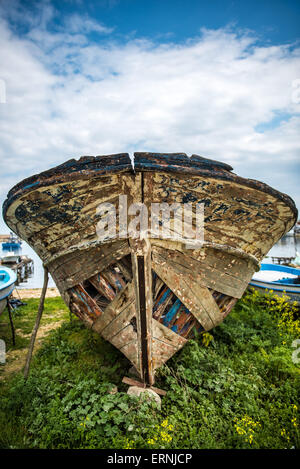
2, 152, 298, 224
133, 153, 297, 220
249, 280, 300, 294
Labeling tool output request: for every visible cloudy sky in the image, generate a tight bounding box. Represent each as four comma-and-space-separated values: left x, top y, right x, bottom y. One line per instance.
0, 0, 299, 233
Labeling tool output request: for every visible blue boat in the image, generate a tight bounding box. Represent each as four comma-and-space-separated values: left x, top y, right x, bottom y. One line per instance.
0, 266, 17, 315
249, 263, 300, 303
2, 233, 22, 251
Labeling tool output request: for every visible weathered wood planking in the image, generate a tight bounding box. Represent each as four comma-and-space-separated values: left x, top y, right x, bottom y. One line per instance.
5, 168, 141, 265
140, 167, 296, 261
92, 282, 140, 372
152, 254, 222, 330
50, 239, 131, 293
69, 284, 103, 325
3, 152, 297, 386
92, 282, 135, 334
89, 272, 116, 301
151, 244, 250, 298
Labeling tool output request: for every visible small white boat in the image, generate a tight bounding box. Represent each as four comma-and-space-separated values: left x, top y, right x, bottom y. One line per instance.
0, 266, 17, 315
249, 263, 300, 303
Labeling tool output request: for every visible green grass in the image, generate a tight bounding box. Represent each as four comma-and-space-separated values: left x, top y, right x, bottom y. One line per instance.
0, 297, 70, 350
0, 290, 299, 449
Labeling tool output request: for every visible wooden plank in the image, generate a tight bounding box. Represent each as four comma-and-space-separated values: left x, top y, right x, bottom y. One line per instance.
151, 238, 253, 280
119, 340, 139, 371
92, 282, 135, 334
152, 318, 187, 349
115, 259, 132, 282
89, 272, 116, 301
152, 244, 247, 298
152, 254, 223, 330
122, 376, 167, 396
151, 337, 182, 371
50, 239, 130, 293
100, 303, 136, 342
141, 169, 296, 261
130, 238, 154, 385
69, 284, 103, 325
107, 323, 135, 348
102, 268, 126, 292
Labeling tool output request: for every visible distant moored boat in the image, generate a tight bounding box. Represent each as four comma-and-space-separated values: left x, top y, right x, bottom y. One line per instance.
0, 266, 17, 315
249, 263, 300, 303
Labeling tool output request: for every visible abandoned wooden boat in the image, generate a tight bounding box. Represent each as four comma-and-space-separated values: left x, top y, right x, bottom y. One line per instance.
2, 152, 297, 386
0, 266, 17, 315
249, 263, 300, 303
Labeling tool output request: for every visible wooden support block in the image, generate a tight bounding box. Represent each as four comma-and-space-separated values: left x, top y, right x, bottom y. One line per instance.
122, 376, 167, 396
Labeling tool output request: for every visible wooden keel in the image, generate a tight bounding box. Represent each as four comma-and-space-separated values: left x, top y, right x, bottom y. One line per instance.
130, 238, 154, 386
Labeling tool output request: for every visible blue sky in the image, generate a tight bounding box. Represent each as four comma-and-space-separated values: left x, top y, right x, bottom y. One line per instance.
0, 0, 299, 233
12, 0, 300, 45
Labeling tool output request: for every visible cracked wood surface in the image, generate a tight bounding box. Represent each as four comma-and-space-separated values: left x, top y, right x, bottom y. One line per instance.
2, 152, 297, 384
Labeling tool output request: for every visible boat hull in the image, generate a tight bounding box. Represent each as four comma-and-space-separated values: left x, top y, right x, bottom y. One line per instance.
3, 153, 297, 384
249, 281, 300, 303
0, 267, 17, 315
249, 263, 300, 303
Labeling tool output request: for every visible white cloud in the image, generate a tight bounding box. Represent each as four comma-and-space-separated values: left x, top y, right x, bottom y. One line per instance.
64, 13, 114, 35
0, 5, 299, 233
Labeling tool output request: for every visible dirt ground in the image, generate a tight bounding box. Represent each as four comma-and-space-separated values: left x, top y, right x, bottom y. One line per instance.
12, 287, 60, 299
1, 287, 64, 381
0, 319, 64, 382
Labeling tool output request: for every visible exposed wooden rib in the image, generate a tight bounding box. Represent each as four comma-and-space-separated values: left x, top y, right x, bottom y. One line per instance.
89, 272, 116, 301
102, 268, 126, 292
153, 285, 173, 320
169, 304, 192, 333
69, 284, 103, 324
115, 259, 132, 282
153, 276, 164, 298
